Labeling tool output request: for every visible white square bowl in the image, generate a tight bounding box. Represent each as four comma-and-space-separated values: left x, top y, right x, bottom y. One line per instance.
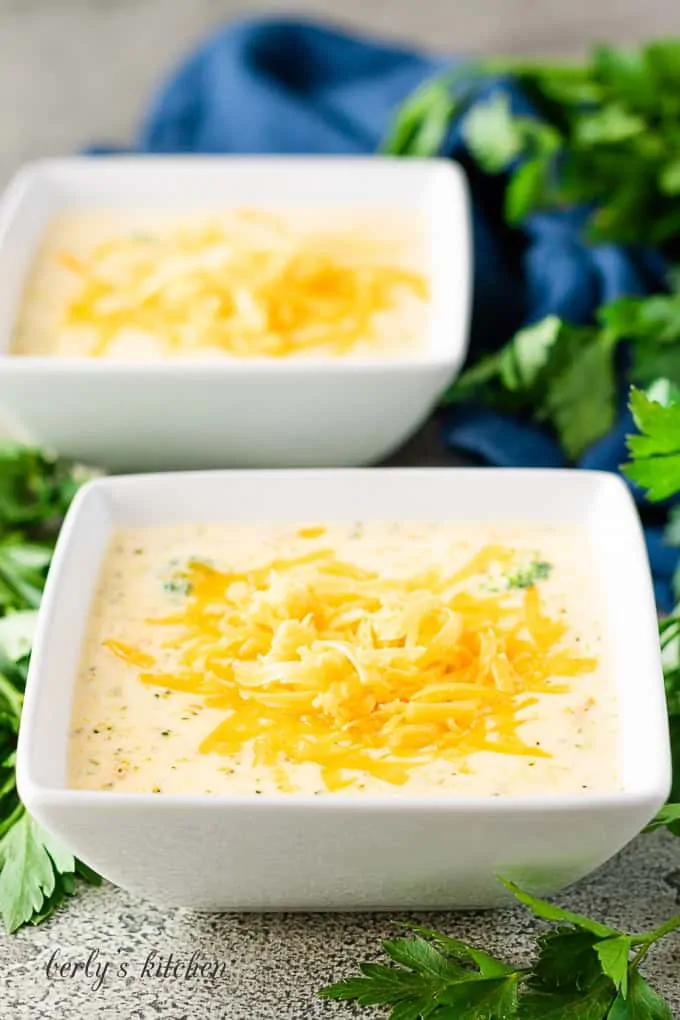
0, 156, 471, 471
17, 467, 671, 911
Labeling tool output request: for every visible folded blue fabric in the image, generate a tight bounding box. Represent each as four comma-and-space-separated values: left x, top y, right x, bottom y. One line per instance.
101, 17, 679, 604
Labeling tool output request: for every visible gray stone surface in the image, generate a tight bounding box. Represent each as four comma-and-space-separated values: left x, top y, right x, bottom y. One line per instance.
2, 1, 680, 1016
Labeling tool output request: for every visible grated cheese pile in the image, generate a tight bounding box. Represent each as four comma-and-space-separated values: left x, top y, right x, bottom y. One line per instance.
57, 210, 429, 358
104, 541, 597, 792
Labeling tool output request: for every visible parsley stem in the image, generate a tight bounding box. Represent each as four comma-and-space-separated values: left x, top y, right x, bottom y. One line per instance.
630, 912, 680, 948
630, 943, 653, 971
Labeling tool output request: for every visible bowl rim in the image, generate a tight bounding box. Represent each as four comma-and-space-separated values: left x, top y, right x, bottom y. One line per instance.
17, 466, 672, 815
0, 154, 472, 373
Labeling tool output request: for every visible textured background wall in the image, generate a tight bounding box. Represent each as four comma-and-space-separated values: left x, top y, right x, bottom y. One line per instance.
0, 0, 677, 185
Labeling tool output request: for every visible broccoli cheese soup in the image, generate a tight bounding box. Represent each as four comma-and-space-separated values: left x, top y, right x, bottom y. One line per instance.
13, 209, 429, 360
68, 522, 620, 797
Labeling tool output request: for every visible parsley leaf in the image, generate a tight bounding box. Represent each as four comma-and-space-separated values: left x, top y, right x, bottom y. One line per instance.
601, 289, 680, 390
381, 74, 461, 158
501, 317, 563, 392
0, 611, 39, 663
624, 386, 680, 500
436, 974, 521, 1016
607, 970, 674, 1020
529, 930, 604, 992
0, 812, 88, 933
447, 316, 619, 461
0, 535, 53, 611
594, 937, 633, 997
499, 879, 619, 938
460, 93, 560, 224
516, 975, 616, 1019
461, 93, 525, 172
643, 804, 680, 835
447, 316, 563, 407
540, 332, 618, 460
399, 924, 518, 978
0, 443, 87, 528
381, 936, 470, 982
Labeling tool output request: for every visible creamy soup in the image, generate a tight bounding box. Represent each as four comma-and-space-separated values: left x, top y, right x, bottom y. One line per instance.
68, 523, 620, 797
13, 209, 429, 360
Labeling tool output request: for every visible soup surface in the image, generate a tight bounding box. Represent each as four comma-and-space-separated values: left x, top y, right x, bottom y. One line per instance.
68, 522, 620, 797
13, 209, 429, 359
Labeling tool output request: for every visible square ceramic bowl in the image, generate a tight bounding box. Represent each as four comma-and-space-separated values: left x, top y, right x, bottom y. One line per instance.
17, 468, 670, 911
0, 156, 470, 471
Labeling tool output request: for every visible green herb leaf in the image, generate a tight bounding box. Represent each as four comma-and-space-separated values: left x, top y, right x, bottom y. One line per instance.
659, 159, 680, 196
461, 93, 525, 172
499, 879, 618, 938
382, 936, 469, 982
529, 930, 603, 993
500, 316, 563, 391
436, 973, 521, 1017
591, 45, 656, 110
542, 334, 617, 460
381, 76, 459, 157
398, 924, 517, 978
606, 970, 673, 1020
505, 156, 552, 223
643, 803, 680, 835
0, 443, 89, 528
320, 963, 427, 1007
624, 386, 680, 500
600, 295, 680, 345
601, 290, 680, 389
447, 316, 617, 460
0, 535, 53, 611
445, 315, 562, 406
0, 611, 38, 663
517, 976, 616, 1019
0, 812, 75, 933
574, 105, 645, 145
594, 937, 632, 997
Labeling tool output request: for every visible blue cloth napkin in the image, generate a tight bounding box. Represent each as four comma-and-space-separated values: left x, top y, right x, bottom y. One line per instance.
97, 16, 679, 605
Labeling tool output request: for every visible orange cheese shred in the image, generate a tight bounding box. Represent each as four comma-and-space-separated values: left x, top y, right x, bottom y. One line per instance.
107, 544, 597, 791
59, 212, 429, 358
102, 639, 156, 669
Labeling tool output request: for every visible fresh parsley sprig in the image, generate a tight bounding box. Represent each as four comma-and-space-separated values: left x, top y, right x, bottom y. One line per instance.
384, 40, 680, 252
625, 383, 680, 500
319, 878, 680, 1019
0, 445, 99, 932
444, 313, 619, 460
444, 273, 680, 464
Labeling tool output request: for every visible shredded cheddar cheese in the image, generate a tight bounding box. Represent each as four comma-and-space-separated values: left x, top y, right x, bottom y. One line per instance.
104, 543, 597, 792
56, 211, 429, 358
